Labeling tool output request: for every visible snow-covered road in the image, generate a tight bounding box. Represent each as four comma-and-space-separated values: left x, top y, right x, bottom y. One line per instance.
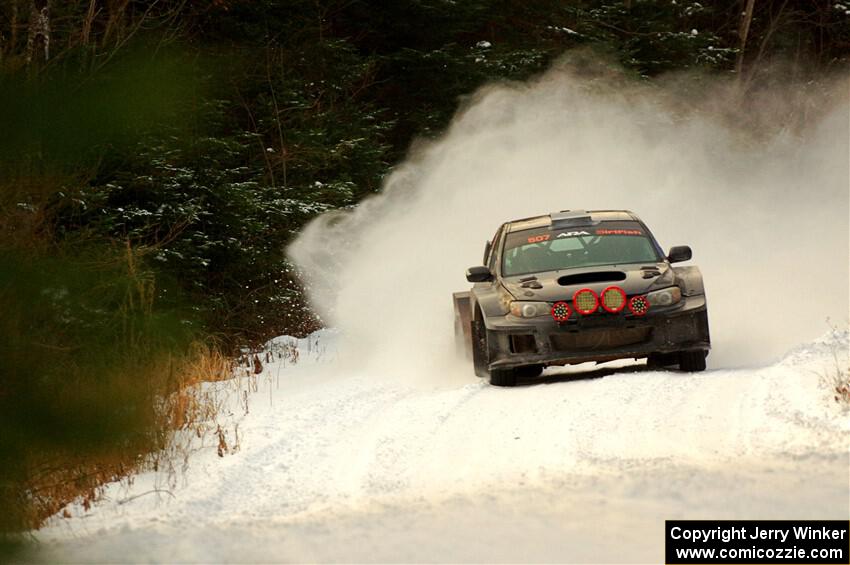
31, 331, 849, 563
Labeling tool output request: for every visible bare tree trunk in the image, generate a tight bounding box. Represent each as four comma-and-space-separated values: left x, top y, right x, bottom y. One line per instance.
25, 0, 50, 65
735, 0, 757, 75
82, 0, 98, 46
8, 0, 20, 57
104, 0, 130, 47
749, 0, 789, 75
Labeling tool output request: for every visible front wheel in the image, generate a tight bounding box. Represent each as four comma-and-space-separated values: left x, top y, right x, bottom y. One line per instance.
489, 368, 517, 387
471, 319, 490, 378
647, 352, 678, 369
679, 350, 707, 372
472, 317, 526, 387
514, 364, 543, 379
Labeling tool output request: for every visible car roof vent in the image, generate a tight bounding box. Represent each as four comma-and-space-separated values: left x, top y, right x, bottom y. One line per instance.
550, 210, 595, 229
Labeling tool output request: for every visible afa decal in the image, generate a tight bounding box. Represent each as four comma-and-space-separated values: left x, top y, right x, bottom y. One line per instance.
555, 230, 590, 238
596, 229, 642, 236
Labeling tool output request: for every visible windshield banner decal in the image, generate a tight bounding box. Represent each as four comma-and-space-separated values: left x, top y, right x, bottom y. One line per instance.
595, 228, 642, 236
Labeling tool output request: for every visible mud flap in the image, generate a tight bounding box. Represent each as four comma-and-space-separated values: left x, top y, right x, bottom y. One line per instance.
453, 292, 472, 360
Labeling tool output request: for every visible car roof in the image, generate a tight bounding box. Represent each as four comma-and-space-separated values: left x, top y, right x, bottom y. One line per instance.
505, 210, 639, 233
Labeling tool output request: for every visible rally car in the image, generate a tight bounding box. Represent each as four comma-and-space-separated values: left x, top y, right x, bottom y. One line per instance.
452, 210, 710, 386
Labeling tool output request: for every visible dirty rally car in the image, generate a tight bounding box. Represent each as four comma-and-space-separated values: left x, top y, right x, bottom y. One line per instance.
453, 210, 710, 386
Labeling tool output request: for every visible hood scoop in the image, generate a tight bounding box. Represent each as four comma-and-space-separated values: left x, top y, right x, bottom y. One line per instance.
519, 276, 543, 289
557, 271, 627, 286
641, 266, 662, 279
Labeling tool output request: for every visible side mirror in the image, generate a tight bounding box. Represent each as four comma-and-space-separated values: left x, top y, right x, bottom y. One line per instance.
466, 265, 493, 283
667, 245, 692, 263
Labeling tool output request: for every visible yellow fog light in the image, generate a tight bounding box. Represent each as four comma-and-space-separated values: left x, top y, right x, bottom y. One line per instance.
572, 288, 599, 315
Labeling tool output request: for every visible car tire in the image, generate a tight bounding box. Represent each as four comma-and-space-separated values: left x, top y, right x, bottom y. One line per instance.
514, 364, 543, 379
472, 315, 523, 386
471, 319, 490, 378
489, 368, 518, 387
678, 350, 707, 372
647, 352, 678, 369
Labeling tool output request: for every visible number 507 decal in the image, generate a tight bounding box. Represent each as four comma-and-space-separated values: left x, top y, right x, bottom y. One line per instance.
527, 234, 550, 243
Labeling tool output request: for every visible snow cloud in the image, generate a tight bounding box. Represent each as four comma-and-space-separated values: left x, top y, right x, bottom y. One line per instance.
289, 54, 849, 379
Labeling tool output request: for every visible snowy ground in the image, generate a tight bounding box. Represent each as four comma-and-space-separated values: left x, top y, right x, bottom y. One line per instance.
28, 330, 849, 563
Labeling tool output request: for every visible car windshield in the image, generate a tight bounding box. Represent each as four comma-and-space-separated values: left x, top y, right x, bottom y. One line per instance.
502, 223, 661, 276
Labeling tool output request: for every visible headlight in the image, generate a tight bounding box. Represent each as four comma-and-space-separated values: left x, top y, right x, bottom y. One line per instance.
509, 301, 550, 318
645, 286, 682, 307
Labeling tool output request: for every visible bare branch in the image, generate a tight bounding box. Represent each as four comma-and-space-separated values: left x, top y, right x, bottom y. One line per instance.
735, 0, 757, 75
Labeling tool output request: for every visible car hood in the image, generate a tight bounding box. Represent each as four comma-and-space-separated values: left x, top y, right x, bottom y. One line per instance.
501, 262, 675, 302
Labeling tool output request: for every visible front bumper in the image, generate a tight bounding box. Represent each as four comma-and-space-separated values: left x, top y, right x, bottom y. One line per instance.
485, 295, 710, 370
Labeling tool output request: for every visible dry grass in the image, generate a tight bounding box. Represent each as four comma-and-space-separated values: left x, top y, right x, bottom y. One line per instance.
0, 196, 296, 534
827, 363, 850, 408
17, 342, 236, 530
818, 332, 850, 410
166, 341, 234, 430
0, 214, 241, 530
28, 333, 318, 528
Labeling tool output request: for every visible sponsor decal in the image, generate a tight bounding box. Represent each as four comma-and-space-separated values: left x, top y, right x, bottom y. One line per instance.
527, 234, 551, 243
555, 230, 590, 238
596, 228, 642, 236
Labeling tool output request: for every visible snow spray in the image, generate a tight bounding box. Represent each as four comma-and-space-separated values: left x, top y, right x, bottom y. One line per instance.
289, 54, 849, 380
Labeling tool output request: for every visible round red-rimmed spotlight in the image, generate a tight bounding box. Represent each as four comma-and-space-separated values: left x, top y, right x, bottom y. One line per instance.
572, 288, 599, 315
551, 301, 571, 322
600, 286, 627, 313
628, 295, 650, 316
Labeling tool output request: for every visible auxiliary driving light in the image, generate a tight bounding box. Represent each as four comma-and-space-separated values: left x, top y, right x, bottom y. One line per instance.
572, 288, 599, 315
551, 301, 571, 322
600, 286, 626, 313
628, 295, 650, 316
